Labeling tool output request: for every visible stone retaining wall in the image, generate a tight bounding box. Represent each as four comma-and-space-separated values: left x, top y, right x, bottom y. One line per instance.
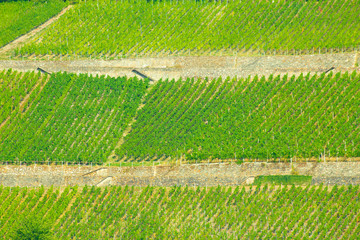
1, 162, 359, 187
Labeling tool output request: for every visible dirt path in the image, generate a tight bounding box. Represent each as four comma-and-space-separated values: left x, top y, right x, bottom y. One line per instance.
0, 5, 73, 56
0, 162, 359, 187
0, 53, 359, 80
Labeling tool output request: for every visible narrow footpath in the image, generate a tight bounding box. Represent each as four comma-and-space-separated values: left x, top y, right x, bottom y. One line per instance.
0, 53, 359, 80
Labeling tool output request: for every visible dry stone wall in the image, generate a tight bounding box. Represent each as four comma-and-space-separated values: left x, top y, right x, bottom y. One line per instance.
1, 162, 359, 187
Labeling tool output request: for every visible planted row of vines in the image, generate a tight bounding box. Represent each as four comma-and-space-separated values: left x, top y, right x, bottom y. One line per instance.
1, 70, 359, 163
11, 0, 360, 59
117, 71, 360, 162
0, 70, 149, 163
0, 185, 359, 239
0, 0, 66, 48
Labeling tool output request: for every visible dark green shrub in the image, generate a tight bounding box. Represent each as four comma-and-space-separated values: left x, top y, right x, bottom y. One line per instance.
10, 217, 53, 240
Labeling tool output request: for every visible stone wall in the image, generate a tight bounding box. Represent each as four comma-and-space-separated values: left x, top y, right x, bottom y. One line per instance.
1, 162, 359, 187
0, 53, 358, 80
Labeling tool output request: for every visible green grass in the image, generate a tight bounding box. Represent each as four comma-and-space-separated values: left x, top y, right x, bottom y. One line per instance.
0, 185, 359, 239
254, 175, 312, 185
0, 0, 66, 48
10, 0, 360, 59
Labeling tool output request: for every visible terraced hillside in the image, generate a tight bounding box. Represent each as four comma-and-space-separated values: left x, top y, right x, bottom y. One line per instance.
117, 71, 360, 162
0, 70, 359, 163
0, 185, 359, 239
0, 70, 47, 125
0, 70, 149, 163
6, 0, 360, 59
0, 0, 66, 48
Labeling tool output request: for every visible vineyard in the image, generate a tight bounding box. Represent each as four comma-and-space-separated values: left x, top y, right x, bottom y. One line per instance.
117, 71, 360, 162
0, 185, 358, 239
7, 0, 360, 59
0, 70, 149, 163
0, 70, 359, 163
0, 70, 47, 125
0, 0, 66, 48
1, 0, 360, 238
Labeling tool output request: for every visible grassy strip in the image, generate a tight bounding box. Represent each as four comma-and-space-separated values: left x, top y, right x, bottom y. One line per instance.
254, 175, 312, 185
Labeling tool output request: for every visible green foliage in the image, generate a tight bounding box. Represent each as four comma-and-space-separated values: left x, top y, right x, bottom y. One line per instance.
0, 185, 359, 239
236, 158, 243, 165
0, 0, 66, 47
253, 175, 312, 185
0, 71, 149, 163
0, 186, 78, 239
117, 71, 360, 161
10, 217, 53, 240
0, 69, 46, 124
13, 0, 360, 59
1, 70, 359, 163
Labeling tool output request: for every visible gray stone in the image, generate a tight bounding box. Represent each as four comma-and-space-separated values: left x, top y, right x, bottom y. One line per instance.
1, 162, 359, 187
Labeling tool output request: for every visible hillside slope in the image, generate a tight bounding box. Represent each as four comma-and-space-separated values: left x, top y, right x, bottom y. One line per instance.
8, 0, 360, 59
0, 185, 359, 239
117, 72, 360, 161
1, 70, 359, 163
0, 0, 66, 48
0, 70, 149, 163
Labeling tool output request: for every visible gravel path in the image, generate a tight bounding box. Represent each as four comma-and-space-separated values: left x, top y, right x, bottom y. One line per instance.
0, 53, 359, 80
